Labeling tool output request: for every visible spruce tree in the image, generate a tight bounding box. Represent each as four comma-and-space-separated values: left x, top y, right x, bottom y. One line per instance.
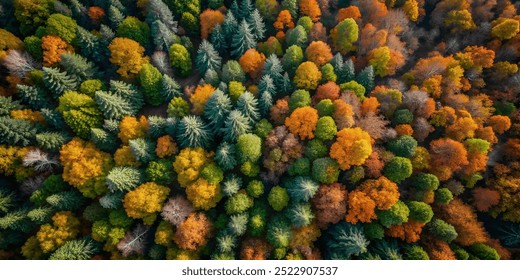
46, 191, 86, 211
151, 20, 177, 51
231, 20, 256, 58
110, 80, 145, 112
262, 54, 284, 77
40, 108, 67, 129
42, 67, 78, 98
237, 91, 260, 125
258, 90, 273, 118
247, 9, 266, 41
76, 26, 103, 63
108, 5, 125, 29
0, 117, 36, 146
147, 116, 167, 138
90, 127, 119, 152
146, 0, 177, 31
27, 206, 54, 224
204, 89, 232, 135
209, 24, 227, 55
36, 132, 70, 152
203, 69, 220, 86
238, 0, 255, 20
258, 75, 276, 96
106, 166, 144, 192
0, 97, 22, 116
215, 142, 238, 171
17, 85, 52, 110
49, 238, 100, 260
99, 191, 125, 209
129, 138, 157, 163
356, 65, 375, 92
60, 53, 97, 81
281, 0, 298, 18
196, 40, 222, 76
176, 115, 212, 149
221, 110, 252, 142
94, 91, 136, 120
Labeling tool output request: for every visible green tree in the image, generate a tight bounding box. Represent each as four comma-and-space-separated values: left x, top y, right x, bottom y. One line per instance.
285, 25, 307, 47
231, 20, 257, 58
43, 67, 78, 99
169, 44, 192, 77
46, 14, 78, 44
311, 157, 340, 184
94, 91, 135, 120
175, 115, 212, 149
59, 53, 97, 82
324, 222, 369, 260
331, 18, 358, 55
106, 167, 144, 192
139, 63, 164, 106
383, 157, 413, 183
427, 219, 458, 243
196, 40, 222, 76
388, 135, 417, 158
57, 91, 103, 139
222, 60, 246, 83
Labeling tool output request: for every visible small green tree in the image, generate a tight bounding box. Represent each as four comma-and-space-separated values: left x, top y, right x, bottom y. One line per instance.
169, 43, 192, 77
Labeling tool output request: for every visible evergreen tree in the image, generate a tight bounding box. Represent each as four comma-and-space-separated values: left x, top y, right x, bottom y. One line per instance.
90, 127, 119, 152
221, 110, 252, 142
281, 0, 298, 18
49, 238, 100, 260
103, 119, 120, 134
0, 209, 31, 232
27, 206, 54, 224
106, 166, 144, 192
247, 9, 266, 41
343, 59, 356, 83
42, 67, 78, 99
40, 108, 67, 129
285, 25, 307, 47
231, 20, 256, 58
176, 115, 212, 149
151, 20, 177, 51
146, 0, 177, 31
356, 65, 374, 92
109, 5, 125, 29
46, 191, 86, 211
60, 53, 98, 82
36, 132, 70, 152
239, 0, 255, 20
17, 85, 52, 110
258, 75, 276, 96
258, 89, 273, 118
76, 26, 103, 64
221, 60, 246, 83
196, 40, 222, 76
147, 116, 167, 138
94, 91, 136, 120
262, 54, 284, 79
203, 69, 220, 86
0, 117, 36, 146
204, 89, 232, 135
209, 24, 227, 55
286, 203, 314, 228
0, 97, 22, 116
286, 176, 319, 203
229, 0, 240, 19
129, 138, 157, 163
99, 191, 125, 209
237, 91, 260, 125
110, 80, 145, 112
215, 142, 238, 171
325, 222, 369, 260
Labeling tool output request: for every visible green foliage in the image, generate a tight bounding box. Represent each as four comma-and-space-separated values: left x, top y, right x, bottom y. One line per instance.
246, 180, 264, 198
412, 173, 440, 192
266, 216, 292, 247
427, 219, 458, 243
57, 91, 103, 139
325, 222, 369, 260
106, 167, 143, 192
46, 190, 86, 211
305, 139, 328, 161
27, 206, 54, 224
215, 142, 238, 171
221, 60, 246, 83
200, 163, 224, 184
43, 67, 78, 98
285, 25, 307, 48
225, 191, 253, 214
169, 43, 192, 77
376, 201, 409, 228
231, 20, 256, 58
176, 115, 212, 149
340, 81, 365, 101
139, 64, 164, 106
221, 110, 251, 142
129, 138, 156, 163
236, 133, 262, 163
288, 157, 310, 176
116, 17, 150, 48
388, 135, 418, 158
228, 213, 248, 236
383, 157, 413, 183
435, 188, 454, 205
110, 80, 144, 112
363, 223, 385, 240
248, 202, 267, 236
268, 186, 289, 211
49, 238, 99, 260
468, 243, 500, 260
30, 175, 69, 206
356, 65, 374, 92
23, 36, 43, 60
286, 202, 314, 228
196, 40, 222, 76
17, 84, 52, 110
180, 12, 198, 36
161, 75, 182, 101
407, 201, 434, 223
282, 45, 303, 73
312, 157, 340, 184
237, 91, 260, 125
60, 53, 97, 82
286, 176, 319, 203
0, 117, 36, 146
464, 138, 490, 154
288, 90, 311, 111
167, 97, 190, 118
315, 116, 337, 140
94, 91, 135, 120
254, 119, 273, 139
80, 80, 104, 97
0, 97, 22, 116
404, 246, 429, 260
46, 13, 77, 44
90, 128, 118, 152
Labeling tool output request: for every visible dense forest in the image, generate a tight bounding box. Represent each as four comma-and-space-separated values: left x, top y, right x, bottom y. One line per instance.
0, 0, 519, 260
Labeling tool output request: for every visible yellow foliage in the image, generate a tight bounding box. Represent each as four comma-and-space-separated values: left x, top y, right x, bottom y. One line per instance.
10, 109, 45, 123
154, 220, 174, 246
173, 147, 213, 187
123, 182, 170, 224
21, 236, 44, 259
36, 211, 80, 253
118, 116, 148, 144
411, 146, 430, 171
330, 127, 373, 170
60, 138, 113, 198
190, 84, 215, 115
0, 145, 30, 176
290, 223, 321, 249
445, 117, 478, 141
284, 106, 319, 140
185, 178, 222, 210
108, 37, 149, 79
0, 28, 23, 59
293, 62, 322, 90
403, 0, 419, 22
114, 145, 141, 167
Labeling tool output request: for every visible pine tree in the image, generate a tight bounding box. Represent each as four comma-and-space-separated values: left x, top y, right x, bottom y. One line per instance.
27, 206, 54, 224
40, 108, 67, 129
90, 127, 119, 152
239, 0, 255, 20
258, 90, 273, 118
99, 191, 125, 209
231, 20, 256, 58
204, 89, 232, 135
0, 97, 22, 116
262, 54, 284, 77
343, 59, 356, 83
151, 51, 174, 76
36, 132, 70, 152
237, 91, 260, 125
110, 80, 145, 112
17, 84, 52, 110
0, 117, 36, 146
356, 65, 374, 92
109, 5, 125, 29
203, 69, 220, 86
281, 0, 298, 18
221, 110, 252, 142
196, 40, 222, 76
49, 238, 99, 260
95, 90, 136, 120
69, 0, 89, 26
129, 138, 157, 163
278, 72, 294, 95
103, 119, 120, 134
210, 24, 227, 55
106, 166, 144, 192
258, 75, 276, 96
60, 53, 97, 82
151, 20, 177, 51
76, 26, 103, 64
216, 142, 238, 171
230, 0, 240, 19
325, 221, 369, 260
46, 191, 85, 211
146, 0, 177, 31
247, 9, 266, 41
147, 116, 167, 138
0, 209, 31, 232
0, 188, 15, 214
176, 115, 212, 149
43, 67, 78, 99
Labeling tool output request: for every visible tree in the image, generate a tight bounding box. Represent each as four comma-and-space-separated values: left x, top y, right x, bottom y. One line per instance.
491, 17, 519, 40
221, 110, 251, 143
305, 41, 333, 67
472, 188, 500, 212
123, 182, 170, 225
311, 157, 340, 184
45, 13, 77, 44
173, 147, 212, 187
384, 157, 413, 183
239, 49, 266, 79
429, 138, 469, 181
196, 40, 222, 76
268, 186, 289, 211
426, 219, 458, 243
109, 38, 148, 80
285, 106, 319, 140
42, 67, 78, 99
330, 19, 358, 55
231, 20, 257, 58
293, 62, 322, 90
94, 91, 135, 120
247, 9, 266, 41
169, 44, 192, 77
200, 9, 225, 39
285, 25, 307, 47
299, 0, 321, 22
255, 0, 280, 21
221, 60, 246, 83
60, 53, 97, 82
330, 127, 372, 170
117, 116, 148, 144
388, 135, 418, 158
282, 45, 303, 74
175, 116, 212, 149
57, 91, 103, 139
324, 222, 369, 260
186, 178, 222, 210
190, 84, 216, 115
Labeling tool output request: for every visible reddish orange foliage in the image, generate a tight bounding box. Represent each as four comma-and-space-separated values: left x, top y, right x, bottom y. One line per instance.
305, 41, 333, 66
270, 97, 290, 125
42, 35, 71, 66
488, 115, 511, 134
472, 188, 500, 212
284, 106, 319, 140
429, 138, 469, 180
299, 0, 321, 22
476, 126, 498, 144
311, 183, 348, 228
358, 176, 399, 210
88, 6, 105, 23
386, 220, 425, 243
360, 97, 380, 115
503, 138, 520, 161
337, 6, 361, 22
345, 190, 377, 224
190, 84, 216, 115
273, 10, 294, 30
424, 239, 456, 260
330, 127, 372, 170
239, 48, 266, 79
363, 150, 384, 178
437, 198, 489, 246
240, 238, 271, 260
395, 124, 414, 136
173, 213, 213, 250
460, 152, 487, 176
200, 9, 225, 39
332, 99, 355, 129
313, 81, 340, 103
